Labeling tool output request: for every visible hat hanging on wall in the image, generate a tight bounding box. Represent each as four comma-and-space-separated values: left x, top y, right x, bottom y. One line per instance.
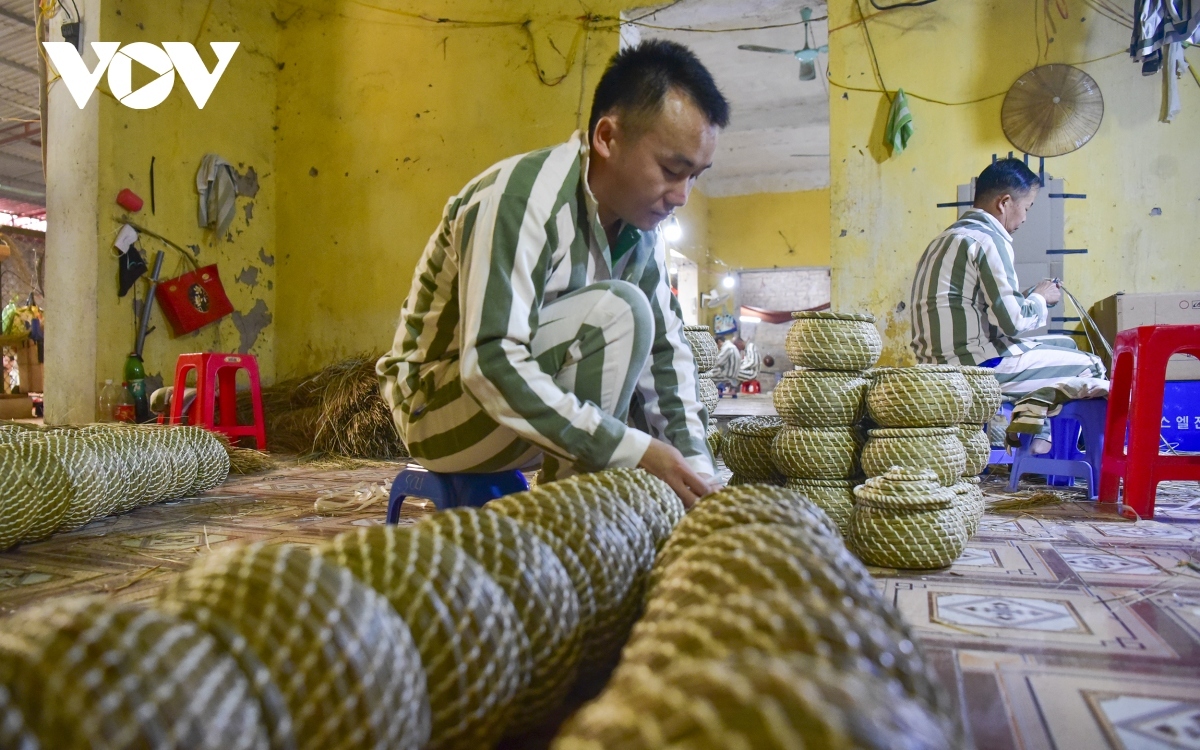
1001, 64, 1104, 157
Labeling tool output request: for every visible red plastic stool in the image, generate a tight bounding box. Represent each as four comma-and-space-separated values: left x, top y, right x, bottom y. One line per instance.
169, 353, 267, 450
1098, 325, 1200, 518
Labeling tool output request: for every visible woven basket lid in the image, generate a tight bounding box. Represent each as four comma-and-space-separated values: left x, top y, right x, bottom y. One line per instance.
727, 416, 785, 437
867, 426, 958, 439
782, 368, 867, 380
957, 366, 996, 377
855, 468, 955, 510
786, 478, 860, 489
952, 478, 982, 494
683, 325, 713, 332
792, 310, 875, 323
870, 364, 963, 378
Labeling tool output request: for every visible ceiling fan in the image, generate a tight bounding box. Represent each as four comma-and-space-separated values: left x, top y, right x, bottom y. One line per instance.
737, 6, 828, 81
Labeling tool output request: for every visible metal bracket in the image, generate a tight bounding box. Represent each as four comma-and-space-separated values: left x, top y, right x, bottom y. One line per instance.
1045, 249, 1088, 255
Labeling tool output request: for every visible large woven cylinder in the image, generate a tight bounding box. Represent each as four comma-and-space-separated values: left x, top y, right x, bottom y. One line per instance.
866, 365, 973, 427
555, 653, 952, 750
773, 369, 868, 427
957, 425, 990, 476
683, 325, 718, 372
419, 508, 581, 733
785, 311, 882, 371
0, 597, 270, 750
12, 438, 73, 543
543, 479, 654, 588
849, 469, 968, 570
698, 375, 719, 413
953, 478, 986, 536
784, 478, 857, 534
646, 523, 900, 633
960, 366, 1003, 424
722, 416, 786, 482
772, 426, 863, 480
489, 484, 639, 667
321, 526, 525, 749
160, 542, 431, 750
33, 434, 106, 533
569, 469, 683, 552
0, 444, 44, 549
648, 485, 841, 595
861, 427, 967, 486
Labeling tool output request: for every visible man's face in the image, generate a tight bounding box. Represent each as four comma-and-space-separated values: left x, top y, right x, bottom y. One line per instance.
590, 89, 719, 232
999, 187, 1038, 233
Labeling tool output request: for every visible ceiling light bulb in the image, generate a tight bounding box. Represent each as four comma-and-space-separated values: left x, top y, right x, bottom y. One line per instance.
663, 215, 683, 242
739, 315, 762, 324
798, 59, 817, 81
722, 275, 736, 289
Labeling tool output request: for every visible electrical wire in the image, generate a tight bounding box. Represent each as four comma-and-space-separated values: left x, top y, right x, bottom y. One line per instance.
870, 0, 938, 9
854, 0, 891, 102
1058, 282, 1113, 366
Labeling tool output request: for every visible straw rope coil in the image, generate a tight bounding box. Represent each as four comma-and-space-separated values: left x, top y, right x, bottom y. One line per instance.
418, 508, 582, 733
683, 325, 718, 372
698, 375, 719, 413
773, 369, 869, 427
159, 541, 431, 750
785, 311, 883, 372
866, 365, 973, 428
957, 425, 991, 477
722, 416, 786, 482
861, 427, 967, 486
959, 366, 1003, 424
772, 426, 864, 480
569, 469, 683, 552
953, 478, 985, 537
785, 478, 858, 534
554, 653, 952, 750
648, 485, 841, 595
543, 478, 655, 593
320, 526, 525, 749
0, 597, 271, 750
849, 469, 968, 570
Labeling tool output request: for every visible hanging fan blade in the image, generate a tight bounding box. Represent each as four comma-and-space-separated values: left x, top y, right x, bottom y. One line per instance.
738, 44, 799, 55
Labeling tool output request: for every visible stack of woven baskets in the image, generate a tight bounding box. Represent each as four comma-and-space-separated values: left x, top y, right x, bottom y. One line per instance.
0, 423, 230, 552
849, 364, 1001, 568
768, 311, 882, 531
682, 325, 721, 458
555, 484, 960, 749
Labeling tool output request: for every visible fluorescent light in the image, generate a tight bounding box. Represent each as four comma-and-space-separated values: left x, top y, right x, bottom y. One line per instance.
721, 275, 736, 289
739, 315, 761, 324
663, 215, 683, 242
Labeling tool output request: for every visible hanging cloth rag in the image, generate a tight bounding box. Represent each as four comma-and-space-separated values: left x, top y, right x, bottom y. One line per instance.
885, 88, 915, 155
1132, 0, 1200, 61
196, 154, 239, 238
1163, 42, 1191, 121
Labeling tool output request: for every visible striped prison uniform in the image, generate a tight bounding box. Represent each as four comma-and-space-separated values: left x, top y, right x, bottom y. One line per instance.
910, 209, 1107, 438
378, 131, 715, 481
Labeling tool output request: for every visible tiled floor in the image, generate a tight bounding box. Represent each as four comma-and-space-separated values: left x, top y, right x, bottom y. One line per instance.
0, 460, 1197, 748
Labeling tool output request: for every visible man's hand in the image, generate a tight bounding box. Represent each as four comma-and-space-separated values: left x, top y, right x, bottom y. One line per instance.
1033, 279, 1062, 306
638, 438, 715, 510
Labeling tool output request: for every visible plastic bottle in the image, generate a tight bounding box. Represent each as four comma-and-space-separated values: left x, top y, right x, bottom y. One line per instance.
114, 382, 137, 423
124, 353, 150, 423
97, 379, 122, 422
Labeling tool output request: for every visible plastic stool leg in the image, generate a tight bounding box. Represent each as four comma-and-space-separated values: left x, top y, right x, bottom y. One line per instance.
1099, 347, 1136, 503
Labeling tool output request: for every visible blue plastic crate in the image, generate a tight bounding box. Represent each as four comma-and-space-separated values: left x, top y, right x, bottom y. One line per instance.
1161, 380, 1200, 452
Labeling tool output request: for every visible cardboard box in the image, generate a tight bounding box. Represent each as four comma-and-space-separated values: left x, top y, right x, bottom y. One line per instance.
1092, 291, 1200, 380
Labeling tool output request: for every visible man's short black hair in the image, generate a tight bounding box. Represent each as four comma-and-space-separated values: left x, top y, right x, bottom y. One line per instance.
974, 158, 1042, 205
588, 40, 729, 138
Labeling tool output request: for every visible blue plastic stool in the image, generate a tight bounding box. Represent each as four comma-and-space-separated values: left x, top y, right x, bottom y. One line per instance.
385, 467, 529, 524
1008, 399, 1108, 500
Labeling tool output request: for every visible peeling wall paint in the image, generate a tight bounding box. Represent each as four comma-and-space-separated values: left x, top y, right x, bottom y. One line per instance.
237, 266, 260, 288
232, 299, 273, 354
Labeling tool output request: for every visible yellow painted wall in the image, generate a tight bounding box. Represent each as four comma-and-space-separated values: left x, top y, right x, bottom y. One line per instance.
272, 1, 628, 378
827, 0, 1200, 365
708, 189, 831, 272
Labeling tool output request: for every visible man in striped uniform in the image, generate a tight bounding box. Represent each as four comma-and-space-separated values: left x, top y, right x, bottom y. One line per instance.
379, 41, 726, 506
910, 159, 1108, 451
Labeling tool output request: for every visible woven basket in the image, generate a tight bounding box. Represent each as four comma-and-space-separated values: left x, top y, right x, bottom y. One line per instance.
321, 527, 523, 749
773, 369, 868, 427
861, 427, 967, 486
556, 653, 952, 750
722, 416, 786, 482
785, 311, 882, 371
953, 478, 985, 537
0, 597, 271, 750
726, 473, 786, 487
706, 423, 722, 459
698, 375, 719, 413
645, 523, 903, 633
785, 478, 858, 534
866, 365, 973, 427
550, 479, 655, 583
849, 469, 967, 569
570, 469, 682, 552
957, 425, 990, 477
419, 509, 580, 733
772, 426, 864, 480
683, 325, 718, 372
619, 588, 946, 721
162, 541, 431, 750
648, 485, 840, 596
960, 366, 1003, 424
